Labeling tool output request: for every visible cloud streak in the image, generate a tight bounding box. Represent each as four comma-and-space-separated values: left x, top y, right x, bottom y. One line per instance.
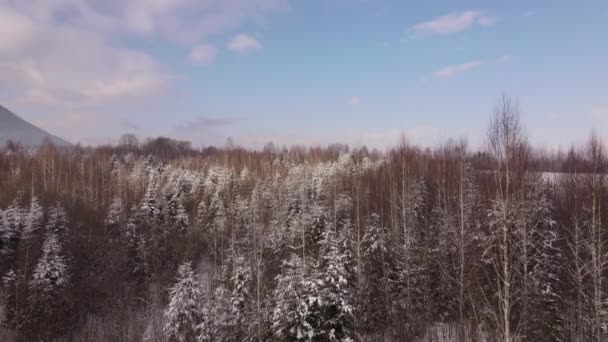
431, 55, 510, 79
432, 61, 483, 79
227, 34, 262, 53
413, 11, 496, 35
174, 117, 243, 133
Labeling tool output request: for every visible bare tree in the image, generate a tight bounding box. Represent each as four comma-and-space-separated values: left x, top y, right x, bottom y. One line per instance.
486, 93, 526, 342
584, 133, 606, 342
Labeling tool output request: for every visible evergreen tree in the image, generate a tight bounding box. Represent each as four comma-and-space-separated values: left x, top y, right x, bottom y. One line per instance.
0, 198, 24, 263
46, 203, 68, 235
167, 193, 190, 233
28, 232, 70, 338
1, 269, 18, 327
23, 193, 43, 238
358, 213, 396, 333
318, 229, 355, 342
109, 153, 120, 179
228, 255, 254, 340
30, 232, 69, 296
105, 196, 123, 228
525, 180, 564, 341
199, 284, 232, 342
141, 170, 159, 221
272, 254, 323, 341
125, 209, 150, 280
164, 261, 202, 342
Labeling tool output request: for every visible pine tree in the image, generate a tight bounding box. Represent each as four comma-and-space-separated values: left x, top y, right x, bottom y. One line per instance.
272, 254, 323, 341
110, 153, 120, 179
46, 203, 68, 235
529, 226, 564, 341
199, 284, 231, 342
229, 255, 253, 340
1, 269, 18, 326
141, 170, 159, 221
28, 232, 70, 337
174, 197, 190, 233
105, 196, 123, 228
30, 232, 69, 296
167, 193, 190, 233
23, 194, 43, 238
164, 261, 202, 342
0, 198, 24, 262
318, 229, 355, 342
358, 213, 396, 333
524, 179, 564, 341
125, 208, 150, 280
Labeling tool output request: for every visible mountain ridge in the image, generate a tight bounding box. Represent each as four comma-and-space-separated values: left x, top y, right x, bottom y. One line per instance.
0, 105, 71, 147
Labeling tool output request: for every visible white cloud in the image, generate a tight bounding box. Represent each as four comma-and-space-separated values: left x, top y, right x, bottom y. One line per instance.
432, 61, 483, 79
413, 11, 496, 35
9, 0, 289, 44
188, 44, 219, 65
431, 55, 510, 79
227, 33, 262, 53
0, 7, 35, 53
0, 0, 287, 143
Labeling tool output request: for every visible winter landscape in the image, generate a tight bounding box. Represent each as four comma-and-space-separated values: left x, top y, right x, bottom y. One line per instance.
1, 1, 607, 342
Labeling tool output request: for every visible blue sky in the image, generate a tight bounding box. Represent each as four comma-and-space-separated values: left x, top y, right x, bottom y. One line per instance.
0, 0, 606, 150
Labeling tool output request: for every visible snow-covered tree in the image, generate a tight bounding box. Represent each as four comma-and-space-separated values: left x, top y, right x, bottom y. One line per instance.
28, 231, 70, 337
167, 193, 190, 233
105, 196, 123, 228
174, 197, 190, 233
164, 261, 202, 342
125, 208, 150, 280
358, 213, 396, 333
0, 197, 24, 261
1, 269, 18, 326
318, 229, 355, 342
141, 170, 159, 221
272, 255, 323, 341
109, 153, 120, 179
528, 222, 564, 341
30, 232, 69, 294
202, 255, 255, 341
198, 284, 231, 342
46, 203, 68, 235
23, 193, 44, 238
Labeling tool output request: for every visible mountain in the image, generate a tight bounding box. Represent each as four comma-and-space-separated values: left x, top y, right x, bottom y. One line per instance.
0, 105, 70, 147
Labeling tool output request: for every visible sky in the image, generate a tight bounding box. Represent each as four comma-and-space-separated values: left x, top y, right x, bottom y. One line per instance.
0, 0, 607, 150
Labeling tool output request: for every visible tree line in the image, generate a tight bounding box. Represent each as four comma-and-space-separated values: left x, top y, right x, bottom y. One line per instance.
0, 96, 607, 341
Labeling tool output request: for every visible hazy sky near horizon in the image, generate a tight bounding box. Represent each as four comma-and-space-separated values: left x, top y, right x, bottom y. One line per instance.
0, 0, 606, 150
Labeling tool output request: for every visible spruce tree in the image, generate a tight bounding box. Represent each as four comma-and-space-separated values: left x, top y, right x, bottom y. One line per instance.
164, 261, 202, 342
1, 269, 18, 327
23, 194, 43, 238
46, 203, 68, 235
272, 254, 323, 341
229, 256, 253, 340
28, 232, 70, 338
0, 198, 24, 264
105, 196, 123, 228
358, 213, 395, 333
318, 229, 355, 342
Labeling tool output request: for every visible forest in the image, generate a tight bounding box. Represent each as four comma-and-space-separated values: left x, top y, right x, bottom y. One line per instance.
0, 96, 606, 342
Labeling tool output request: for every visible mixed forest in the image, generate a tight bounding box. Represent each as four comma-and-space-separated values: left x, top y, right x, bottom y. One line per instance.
0, 96, 607, 342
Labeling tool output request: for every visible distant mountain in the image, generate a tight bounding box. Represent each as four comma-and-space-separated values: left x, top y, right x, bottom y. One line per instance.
0, 105, 70, 147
